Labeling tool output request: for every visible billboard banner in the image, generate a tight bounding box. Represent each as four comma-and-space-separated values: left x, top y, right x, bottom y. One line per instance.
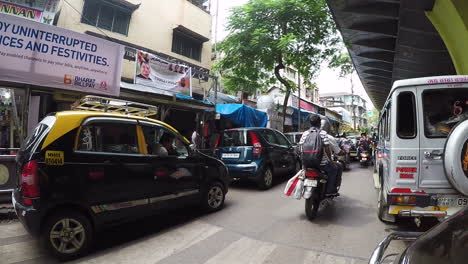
0, 0, 60, 25
0, 13, 124, 96
135, 50, 192, 96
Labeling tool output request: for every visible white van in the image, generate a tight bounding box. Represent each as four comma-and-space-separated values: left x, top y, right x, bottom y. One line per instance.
376, 75, 468, 223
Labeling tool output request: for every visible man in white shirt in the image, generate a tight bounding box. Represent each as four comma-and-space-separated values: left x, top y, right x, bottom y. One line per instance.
299, 115, 341, 195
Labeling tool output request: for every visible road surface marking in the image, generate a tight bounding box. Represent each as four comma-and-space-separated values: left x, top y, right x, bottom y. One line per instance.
203, 237, 277, 264
77, 220, 222, 264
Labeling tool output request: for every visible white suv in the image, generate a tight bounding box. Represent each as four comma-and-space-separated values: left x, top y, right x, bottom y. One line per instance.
376, 75, 468, 223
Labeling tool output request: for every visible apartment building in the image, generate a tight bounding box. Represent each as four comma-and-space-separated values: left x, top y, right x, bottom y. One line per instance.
320, 92, 368, 128
56, 0, 213, 95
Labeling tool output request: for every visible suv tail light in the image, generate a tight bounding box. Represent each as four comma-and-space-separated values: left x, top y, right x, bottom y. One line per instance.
249, 131, 262, 156
305, 169, 319, 180
21, 160, 39, 205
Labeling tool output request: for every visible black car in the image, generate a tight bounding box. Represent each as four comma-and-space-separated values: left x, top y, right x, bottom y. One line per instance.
215, 128, 300, 189
370, 206, 468, 264
13, 111, 230, 260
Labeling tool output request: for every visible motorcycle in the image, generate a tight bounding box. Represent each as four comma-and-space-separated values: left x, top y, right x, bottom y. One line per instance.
359, 150, 370, 167
336, 139, 351, 170
303, 167, 341, 220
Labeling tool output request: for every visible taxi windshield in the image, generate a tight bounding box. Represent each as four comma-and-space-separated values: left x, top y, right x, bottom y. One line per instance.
423, 88, 468, 138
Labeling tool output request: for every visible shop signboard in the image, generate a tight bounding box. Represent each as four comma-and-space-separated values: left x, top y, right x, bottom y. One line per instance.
291, 95, 317, 112
0, 13, 124, 96
134, 50, 192, 96
0, 0, 60, 25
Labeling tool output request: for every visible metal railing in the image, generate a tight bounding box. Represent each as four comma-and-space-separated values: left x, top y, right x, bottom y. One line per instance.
72, 96, 158, 117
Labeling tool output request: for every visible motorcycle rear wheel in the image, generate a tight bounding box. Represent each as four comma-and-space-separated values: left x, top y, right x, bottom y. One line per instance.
305, 197, 320, 220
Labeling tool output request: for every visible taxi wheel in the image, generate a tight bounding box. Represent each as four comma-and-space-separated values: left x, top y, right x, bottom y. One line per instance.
41, 210, 93, 260
201, 182, 226, 212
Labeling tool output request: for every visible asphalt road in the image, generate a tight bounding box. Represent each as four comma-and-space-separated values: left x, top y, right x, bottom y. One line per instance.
1, 162, 437, 264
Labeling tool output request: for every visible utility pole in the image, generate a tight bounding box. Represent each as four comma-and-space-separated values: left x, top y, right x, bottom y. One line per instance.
297, 72, 301, 131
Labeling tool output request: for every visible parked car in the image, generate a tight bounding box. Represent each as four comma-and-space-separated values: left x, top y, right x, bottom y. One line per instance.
347, 135, 359, 160
369, 205, 468, 264
285, 131, 303, 155
285, 132, 303, 145
376, 75, 468, 224
215, 128, 300, 189
13, 110, 230, 260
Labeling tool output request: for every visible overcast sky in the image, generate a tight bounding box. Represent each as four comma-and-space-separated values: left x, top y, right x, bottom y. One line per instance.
210, 0, 374, 109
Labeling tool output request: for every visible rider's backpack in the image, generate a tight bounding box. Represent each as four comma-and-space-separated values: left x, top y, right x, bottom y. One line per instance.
301, 128, 324, 168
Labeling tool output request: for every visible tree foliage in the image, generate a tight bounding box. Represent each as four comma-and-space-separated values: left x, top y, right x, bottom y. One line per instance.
329, 52, 354, 77
214, 0, 339, 127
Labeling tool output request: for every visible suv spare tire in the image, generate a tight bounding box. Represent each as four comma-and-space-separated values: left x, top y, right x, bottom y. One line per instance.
444, 120, 468, 196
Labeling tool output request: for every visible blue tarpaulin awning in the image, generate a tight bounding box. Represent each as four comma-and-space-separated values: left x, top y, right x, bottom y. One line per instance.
291, 106, 320, 126
216, 104, 268, 127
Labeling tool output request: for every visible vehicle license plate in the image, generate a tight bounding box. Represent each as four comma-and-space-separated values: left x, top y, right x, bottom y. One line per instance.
362, 158, 367, 161
222, 153, 240, 159
350, 153, 357, 157
437, 196, 468, 207
304, 179, 317, 187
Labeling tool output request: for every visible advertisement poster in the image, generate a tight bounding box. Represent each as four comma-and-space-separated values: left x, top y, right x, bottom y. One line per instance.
135, 50, 192, 96
0, 13, 124, 96
0, 0, 60, 24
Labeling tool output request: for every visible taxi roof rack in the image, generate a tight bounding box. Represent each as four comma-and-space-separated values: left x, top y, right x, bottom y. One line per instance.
73, 96, 158, 117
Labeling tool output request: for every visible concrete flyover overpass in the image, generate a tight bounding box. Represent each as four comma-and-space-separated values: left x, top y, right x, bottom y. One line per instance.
326, 0, 468, 109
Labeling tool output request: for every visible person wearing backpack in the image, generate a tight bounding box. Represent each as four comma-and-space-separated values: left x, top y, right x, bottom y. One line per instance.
299, 115, 342, 195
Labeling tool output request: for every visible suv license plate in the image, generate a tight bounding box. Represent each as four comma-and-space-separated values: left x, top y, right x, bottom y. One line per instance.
222, 153, 240, 159
361, 158, 367, 161
304, 179, 317, 187
437, 196, 468, 207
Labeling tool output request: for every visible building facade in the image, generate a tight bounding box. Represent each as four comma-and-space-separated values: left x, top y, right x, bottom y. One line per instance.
0, 0, 213, 151
283, 67, 319, 104
56, 0, 213, 95
319, 92, 368, 129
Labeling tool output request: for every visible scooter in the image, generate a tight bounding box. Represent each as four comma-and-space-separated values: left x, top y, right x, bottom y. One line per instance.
303, 168, 341, 220
360, 150, 370, 167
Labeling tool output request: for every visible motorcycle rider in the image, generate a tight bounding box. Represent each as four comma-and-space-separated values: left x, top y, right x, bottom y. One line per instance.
357, 132, 371, 158
299, 115, 342, 195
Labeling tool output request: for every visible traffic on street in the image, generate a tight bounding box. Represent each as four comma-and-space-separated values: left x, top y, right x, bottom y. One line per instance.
1, 162, 428, 264
1, 0, 468, 264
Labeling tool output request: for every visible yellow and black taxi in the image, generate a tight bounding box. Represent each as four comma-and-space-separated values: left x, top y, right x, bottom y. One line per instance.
12, 98, 229, 260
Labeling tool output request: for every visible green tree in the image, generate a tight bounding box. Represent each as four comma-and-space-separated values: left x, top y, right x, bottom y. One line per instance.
368, 107, 379, 127
214, 0, 339, 128
329, 52, 354, 77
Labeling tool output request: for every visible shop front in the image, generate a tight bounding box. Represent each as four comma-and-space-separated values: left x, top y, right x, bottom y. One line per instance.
0, 13, 124, 193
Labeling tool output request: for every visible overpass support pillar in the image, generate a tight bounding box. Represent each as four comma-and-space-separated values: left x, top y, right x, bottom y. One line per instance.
427, 0, 468, 74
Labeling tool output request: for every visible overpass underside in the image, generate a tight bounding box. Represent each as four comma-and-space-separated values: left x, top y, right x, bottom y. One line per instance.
327, 0, 468, 108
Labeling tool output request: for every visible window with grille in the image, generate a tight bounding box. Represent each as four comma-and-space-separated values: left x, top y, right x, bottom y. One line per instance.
172, 31, 203, 61
81, 0, 131, 35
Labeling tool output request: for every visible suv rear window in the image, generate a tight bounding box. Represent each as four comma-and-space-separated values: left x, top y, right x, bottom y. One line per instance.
397, 92, 416, 138
219, 130, 252, 147
423, 88, 468, 138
